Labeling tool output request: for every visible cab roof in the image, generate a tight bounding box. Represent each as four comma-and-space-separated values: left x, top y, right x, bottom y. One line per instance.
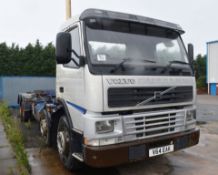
60, 8, 184, 34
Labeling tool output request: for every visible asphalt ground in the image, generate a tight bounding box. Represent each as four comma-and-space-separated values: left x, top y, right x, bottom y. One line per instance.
197, 95, 218, 121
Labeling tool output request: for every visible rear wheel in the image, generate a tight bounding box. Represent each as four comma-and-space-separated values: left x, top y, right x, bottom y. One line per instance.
18, 106, 23, 119
19, 105, 31, 122
57, 116, 82, 170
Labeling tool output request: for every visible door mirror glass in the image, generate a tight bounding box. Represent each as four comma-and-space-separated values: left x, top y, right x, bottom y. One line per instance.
188, 43, 194, 63
56, 32, 72, 64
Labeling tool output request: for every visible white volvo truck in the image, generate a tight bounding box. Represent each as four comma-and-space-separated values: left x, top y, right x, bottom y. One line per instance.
18, 9, 200, 170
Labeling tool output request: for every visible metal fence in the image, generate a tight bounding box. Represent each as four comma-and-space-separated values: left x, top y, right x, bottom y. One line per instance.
0, 76, 55, 106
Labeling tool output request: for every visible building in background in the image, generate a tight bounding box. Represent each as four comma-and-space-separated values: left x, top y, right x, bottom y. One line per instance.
207, 40, 218, 96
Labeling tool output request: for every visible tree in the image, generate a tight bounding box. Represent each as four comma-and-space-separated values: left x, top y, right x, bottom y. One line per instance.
194, 54, 206, 88
0, 41, 56, 76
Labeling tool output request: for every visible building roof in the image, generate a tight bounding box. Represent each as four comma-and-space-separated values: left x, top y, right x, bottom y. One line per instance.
60, 8, 184, 34
207, 40, 218, 45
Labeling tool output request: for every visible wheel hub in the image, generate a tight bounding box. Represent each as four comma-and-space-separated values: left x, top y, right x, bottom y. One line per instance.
57, 131, 68, 154
40, 119, 47, 136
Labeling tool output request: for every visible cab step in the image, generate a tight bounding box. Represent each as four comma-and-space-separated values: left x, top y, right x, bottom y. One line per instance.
72, 153, 84, 162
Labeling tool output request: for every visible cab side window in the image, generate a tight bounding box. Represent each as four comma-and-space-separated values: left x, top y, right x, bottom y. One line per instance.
64, 26, 81, 68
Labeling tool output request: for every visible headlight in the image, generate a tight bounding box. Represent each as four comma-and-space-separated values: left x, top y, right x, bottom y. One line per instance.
96, 120, 114, 134
186, 110, 196, 121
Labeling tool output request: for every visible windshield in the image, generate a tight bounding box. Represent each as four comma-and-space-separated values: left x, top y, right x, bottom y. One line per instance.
85, 18, 192, 76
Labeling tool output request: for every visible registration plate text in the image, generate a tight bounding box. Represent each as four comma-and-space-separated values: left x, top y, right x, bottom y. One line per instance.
149, 145, 174, 157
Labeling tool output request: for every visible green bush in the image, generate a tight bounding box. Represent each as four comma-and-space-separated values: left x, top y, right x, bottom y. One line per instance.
197, 76, 206, 88
0, 103, 30, 175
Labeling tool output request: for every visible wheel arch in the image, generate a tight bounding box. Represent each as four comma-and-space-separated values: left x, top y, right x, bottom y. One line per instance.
53, 98, 84, 154
54, 98, 73, 129
50, 98, 76, 148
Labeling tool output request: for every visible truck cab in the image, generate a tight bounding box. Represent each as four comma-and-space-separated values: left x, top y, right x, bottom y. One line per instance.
54, 8, 199, 170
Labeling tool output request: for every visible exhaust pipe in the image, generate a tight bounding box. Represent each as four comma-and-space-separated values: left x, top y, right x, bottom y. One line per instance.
66, 0, 72, 20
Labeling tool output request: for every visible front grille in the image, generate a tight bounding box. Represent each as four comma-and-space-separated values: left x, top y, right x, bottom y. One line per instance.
108, 86, 193, 108
123, 110, 189, 139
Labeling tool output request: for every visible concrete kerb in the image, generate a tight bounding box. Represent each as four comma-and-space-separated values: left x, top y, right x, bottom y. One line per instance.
0, 121, 18, 174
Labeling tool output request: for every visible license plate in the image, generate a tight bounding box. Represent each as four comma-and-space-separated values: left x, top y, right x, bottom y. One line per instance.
149, 145, 174, 157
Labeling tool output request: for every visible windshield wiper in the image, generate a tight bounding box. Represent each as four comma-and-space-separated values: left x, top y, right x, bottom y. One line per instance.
110, 58, 156, 73
162, 60, 190, 73
110, 58, 132, 73
141, 59, 156, 63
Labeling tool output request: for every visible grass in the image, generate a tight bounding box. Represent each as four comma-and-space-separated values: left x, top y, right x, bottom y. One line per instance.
0, 103, 31, 175
24, 120, 32, 130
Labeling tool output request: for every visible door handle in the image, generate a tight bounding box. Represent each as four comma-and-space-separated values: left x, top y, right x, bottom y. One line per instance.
59, 87, 64, 93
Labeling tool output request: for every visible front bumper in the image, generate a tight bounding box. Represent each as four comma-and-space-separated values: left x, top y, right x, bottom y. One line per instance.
83, 129, 200, 167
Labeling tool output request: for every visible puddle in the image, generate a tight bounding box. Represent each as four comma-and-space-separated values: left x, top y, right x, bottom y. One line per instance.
27, 148, 119, 175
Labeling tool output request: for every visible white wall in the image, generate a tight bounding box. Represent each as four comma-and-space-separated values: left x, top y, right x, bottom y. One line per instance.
1, 77, 55, 106
207, 42, 218, 83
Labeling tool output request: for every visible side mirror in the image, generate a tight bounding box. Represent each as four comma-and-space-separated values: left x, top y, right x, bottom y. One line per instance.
188, 43, 194, 63
56, 32, 72, 64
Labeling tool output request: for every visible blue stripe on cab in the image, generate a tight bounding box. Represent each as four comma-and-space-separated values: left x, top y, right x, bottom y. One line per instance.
66, 101, 87, 114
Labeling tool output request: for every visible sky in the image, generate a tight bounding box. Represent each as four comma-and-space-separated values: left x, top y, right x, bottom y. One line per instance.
0, 0, 218, 56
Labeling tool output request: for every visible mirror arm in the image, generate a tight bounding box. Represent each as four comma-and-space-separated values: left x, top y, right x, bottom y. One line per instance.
70, 49, 83, 60
71, 57, 80, 67
65, 49, 79, 66
68, 49, 85, 66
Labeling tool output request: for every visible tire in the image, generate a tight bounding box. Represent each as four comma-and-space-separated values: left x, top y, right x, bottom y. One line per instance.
23, 111, 31, 122
57, 115, 82, 171
39, 110, 52, 146
19, 105, 31, 122
18, 106, 23, 119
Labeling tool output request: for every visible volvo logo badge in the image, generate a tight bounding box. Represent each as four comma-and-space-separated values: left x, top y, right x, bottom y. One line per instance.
107, 79, 136, 85
154, 91, 162, 100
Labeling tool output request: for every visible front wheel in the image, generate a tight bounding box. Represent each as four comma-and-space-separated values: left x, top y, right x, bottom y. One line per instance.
39, 110, 51, 146
57, 116, 82, 170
